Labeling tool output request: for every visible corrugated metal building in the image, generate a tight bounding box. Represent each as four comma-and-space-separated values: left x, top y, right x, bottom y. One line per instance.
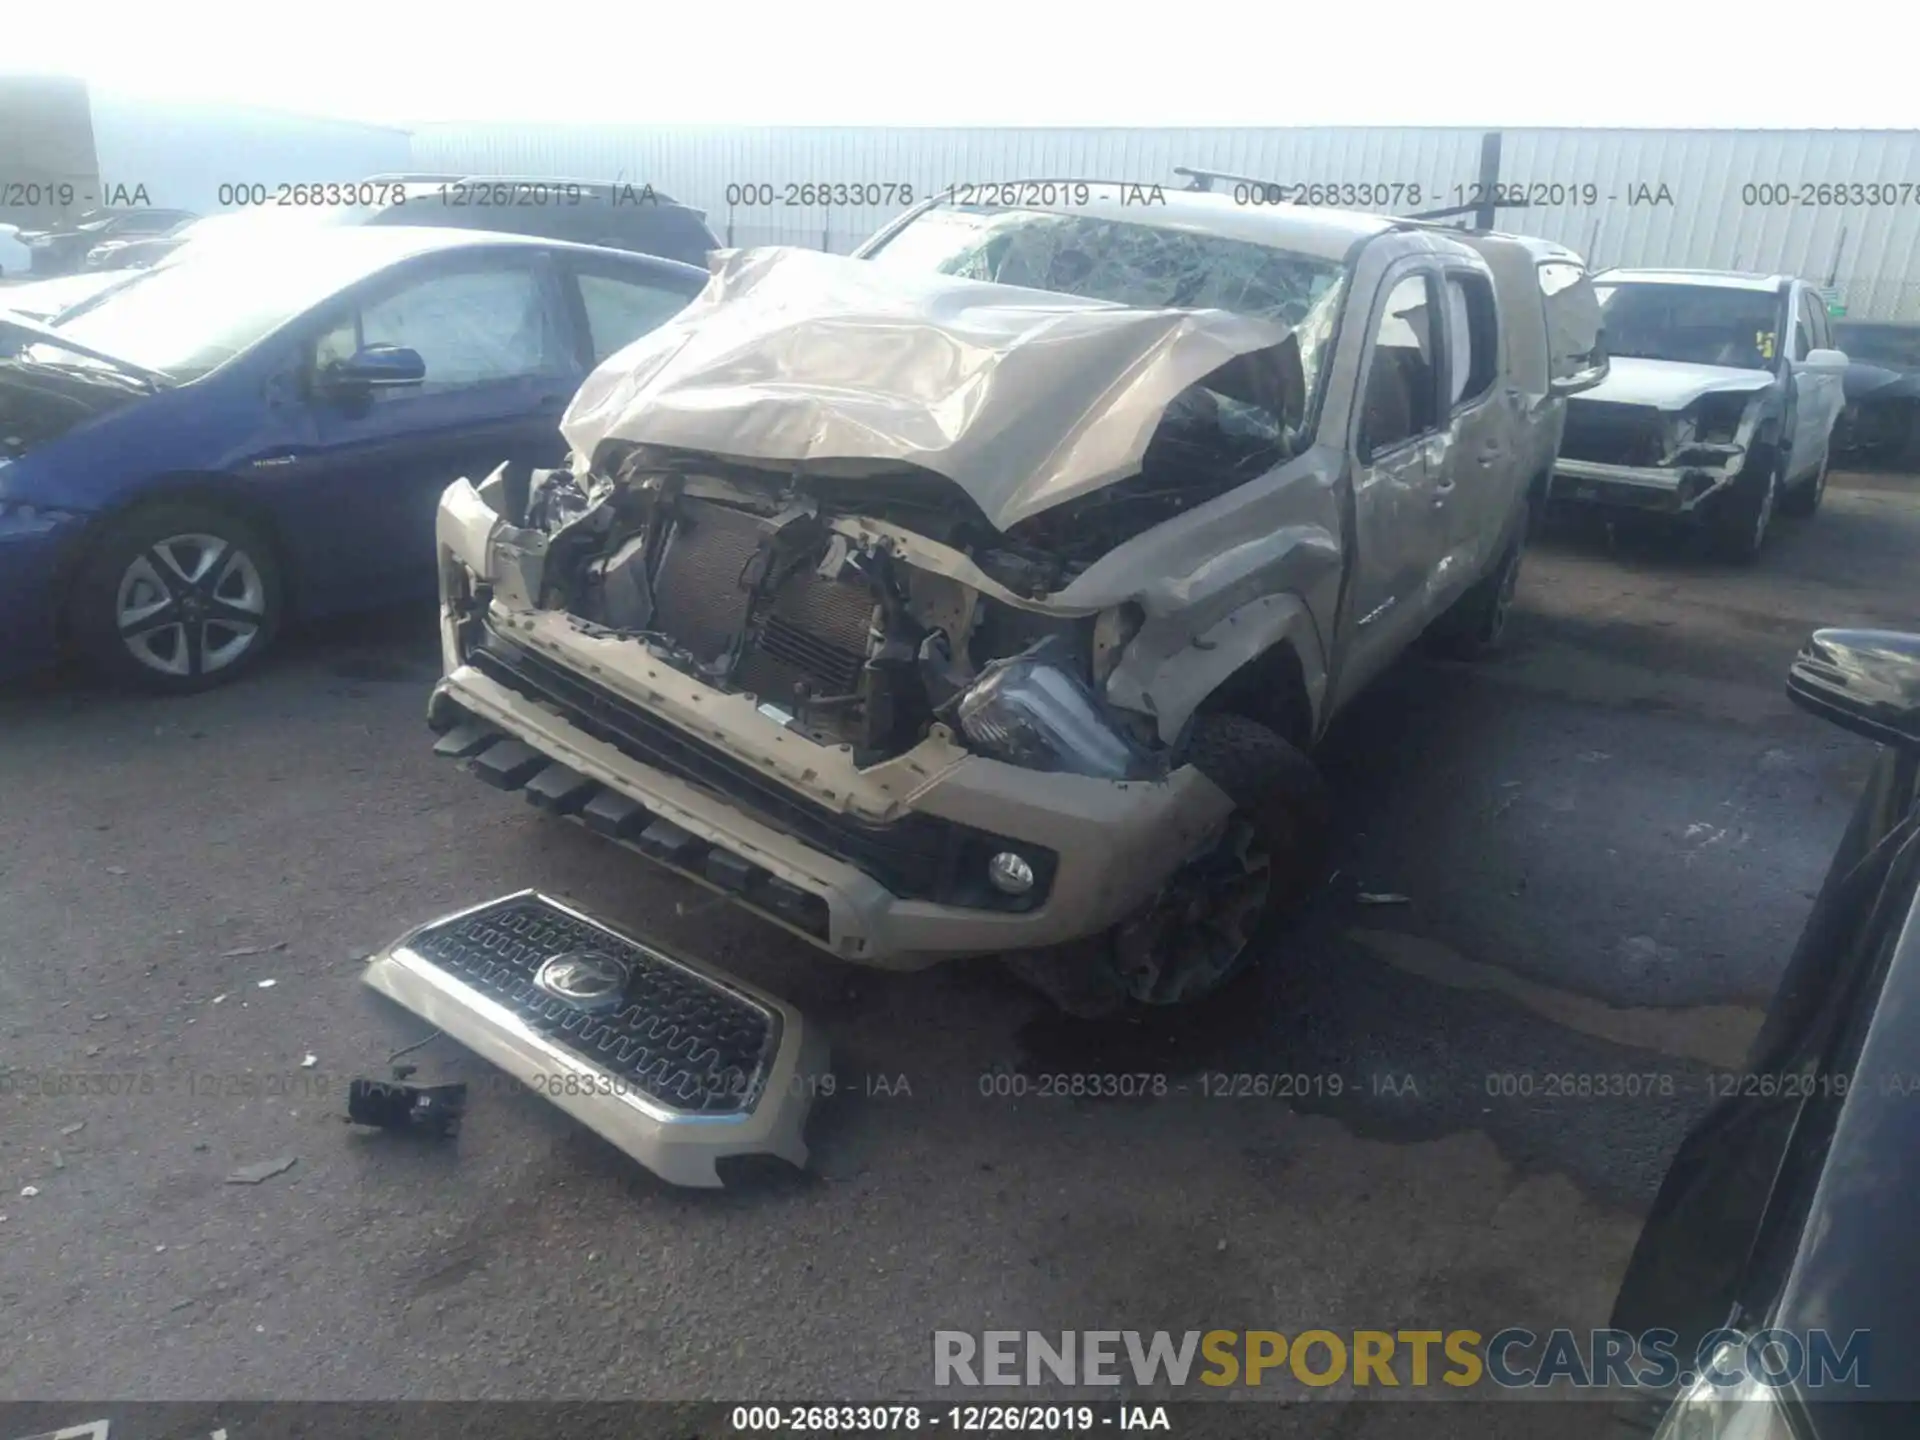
413, 124, 1920, 319
91, 93, 412, 216
0, 78, 416, 228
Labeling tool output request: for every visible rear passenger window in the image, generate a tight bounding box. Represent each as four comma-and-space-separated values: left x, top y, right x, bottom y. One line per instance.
576, 273, 695, 364
1361, 273, 1440, 457
1792, 289, 1817, 360
1445, 272, 1498, 406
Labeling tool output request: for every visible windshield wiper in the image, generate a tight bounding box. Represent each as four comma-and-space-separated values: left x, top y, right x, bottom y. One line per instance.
4, 355, 163, 394
0, 314, 175, 391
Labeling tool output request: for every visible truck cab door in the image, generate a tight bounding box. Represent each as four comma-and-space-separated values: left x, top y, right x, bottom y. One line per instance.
1335, 265, 1450, 708
1786, 286, 1847, 481
1432, 265, 1520, 605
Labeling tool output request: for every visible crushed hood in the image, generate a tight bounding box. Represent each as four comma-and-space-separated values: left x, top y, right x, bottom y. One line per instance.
1574, 355, 1774, 411
559, 246, 1300, 531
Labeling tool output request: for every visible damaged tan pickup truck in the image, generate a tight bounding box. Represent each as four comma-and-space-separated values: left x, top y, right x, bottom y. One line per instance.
421, 191, 1607, 1020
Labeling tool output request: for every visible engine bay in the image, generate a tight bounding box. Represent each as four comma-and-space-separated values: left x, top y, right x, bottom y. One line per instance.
517, 450, 1132, 768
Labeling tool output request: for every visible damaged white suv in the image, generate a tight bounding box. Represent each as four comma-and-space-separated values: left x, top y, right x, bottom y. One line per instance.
1550, 268, 1849, 559
426, 189, 1605, 1015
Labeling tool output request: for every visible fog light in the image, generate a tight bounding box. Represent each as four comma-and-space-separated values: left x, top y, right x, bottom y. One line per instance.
988, 851, 1036, 896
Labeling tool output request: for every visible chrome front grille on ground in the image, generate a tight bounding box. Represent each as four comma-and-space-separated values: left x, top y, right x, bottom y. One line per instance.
403, 893, 778, 1115
363, 889, 829, 1188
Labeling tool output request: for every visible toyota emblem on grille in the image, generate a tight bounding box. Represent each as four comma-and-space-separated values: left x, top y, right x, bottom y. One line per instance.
533, 950, 632, 1013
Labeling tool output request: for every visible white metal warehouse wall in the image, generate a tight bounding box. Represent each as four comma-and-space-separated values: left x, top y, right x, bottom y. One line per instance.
411, 125, 1920, 320
90, 92, 413, 217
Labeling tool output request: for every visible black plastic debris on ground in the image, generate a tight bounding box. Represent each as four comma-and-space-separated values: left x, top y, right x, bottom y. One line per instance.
345, 1066, 467, 1139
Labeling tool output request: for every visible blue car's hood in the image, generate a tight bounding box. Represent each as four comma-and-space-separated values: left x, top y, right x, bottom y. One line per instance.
0, 347, 157, 467
0, 313, 173, 389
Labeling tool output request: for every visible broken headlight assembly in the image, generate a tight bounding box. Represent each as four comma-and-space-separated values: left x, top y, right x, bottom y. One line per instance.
1689, 392, 1756, 446
955, 635, 1159, 781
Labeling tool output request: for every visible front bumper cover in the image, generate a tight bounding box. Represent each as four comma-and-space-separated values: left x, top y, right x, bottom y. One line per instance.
432, 659, 1230, 967
1549, 457, 1740, 514
0, 509, 89, 683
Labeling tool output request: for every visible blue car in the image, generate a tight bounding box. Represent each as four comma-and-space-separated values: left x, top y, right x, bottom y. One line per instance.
0, 226, 708, 690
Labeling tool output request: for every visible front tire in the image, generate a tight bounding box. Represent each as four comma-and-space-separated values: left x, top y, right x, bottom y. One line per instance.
1704, 444, 1781, 562
1001, 714, 1330, 1016
1778, 447, 1829, 518
67, 502, 284, 693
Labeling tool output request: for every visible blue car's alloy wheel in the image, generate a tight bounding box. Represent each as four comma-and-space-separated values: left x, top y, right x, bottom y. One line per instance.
115, 533, 268, 679
69, 502, 284, 692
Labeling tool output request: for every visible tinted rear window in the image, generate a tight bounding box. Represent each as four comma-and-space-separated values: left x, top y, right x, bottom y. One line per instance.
1834, 323, 1920, 370
375, 199, 717, 265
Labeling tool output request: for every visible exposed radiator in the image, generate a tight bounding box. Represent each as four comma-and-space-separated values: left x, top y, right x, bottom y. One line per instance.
737, 568, 875, 705
649, 501, 767, 661
633, 497, 876, 704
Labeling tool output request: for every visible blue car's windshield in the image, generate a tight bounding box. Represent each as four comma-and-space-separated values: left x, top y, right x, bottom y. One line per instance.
35, 239, 389, 382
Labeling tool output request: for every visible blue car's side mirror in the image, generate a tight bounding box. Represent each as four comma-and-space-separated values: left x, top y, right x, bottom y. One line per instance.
323, 344, 426, 389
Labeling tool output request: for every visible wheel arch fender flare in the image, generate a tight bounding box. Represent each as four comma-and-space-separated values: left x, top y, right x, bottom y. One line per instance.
54, 474, 298, 621
1106, 591, 1328, 748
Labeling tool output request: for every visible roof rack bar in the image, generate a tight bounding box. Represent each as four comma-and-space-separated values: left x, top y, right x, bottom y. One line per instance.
1402, 198, 1535, 227
1173, 166, 1287, 195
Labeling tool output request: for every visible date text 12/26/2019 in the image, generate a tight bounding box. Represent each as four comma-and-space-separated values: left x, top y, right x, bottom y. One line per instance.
727, 1404, 1171, 1432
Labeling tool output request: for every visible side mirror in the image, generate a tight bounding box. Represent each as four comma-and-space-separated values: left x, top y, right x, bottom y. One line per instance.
1802, 347, 1850, 370
1549, 358, 1610, 398
1788, 628, 1920, 751
321, 343, 426, 390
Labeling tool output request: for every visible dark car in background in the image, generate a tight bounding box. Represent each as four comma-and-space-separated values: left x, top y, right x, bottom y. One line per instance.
79, 176, 722, 272
1830, 320, 1920, 467
1607, 628, 1920, 1437
0, 226, 707, 691
19, 207, 199, 276
81, 214, 203, 271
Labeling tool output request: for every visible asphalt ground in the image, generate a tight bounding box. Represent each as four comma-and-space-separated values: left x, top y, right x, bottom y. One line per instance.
2, 471, 1913, 1433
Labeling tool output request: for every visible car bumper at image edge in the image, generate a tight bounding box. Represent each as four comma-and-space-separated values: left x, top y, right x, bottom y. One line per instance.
0, 517, 84, 683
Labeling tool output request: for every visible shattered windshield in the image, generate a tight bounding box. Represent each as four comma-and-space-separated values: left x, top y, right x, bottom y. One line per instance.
1595, 282, 1785, 370
865, 206, 1348, 432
